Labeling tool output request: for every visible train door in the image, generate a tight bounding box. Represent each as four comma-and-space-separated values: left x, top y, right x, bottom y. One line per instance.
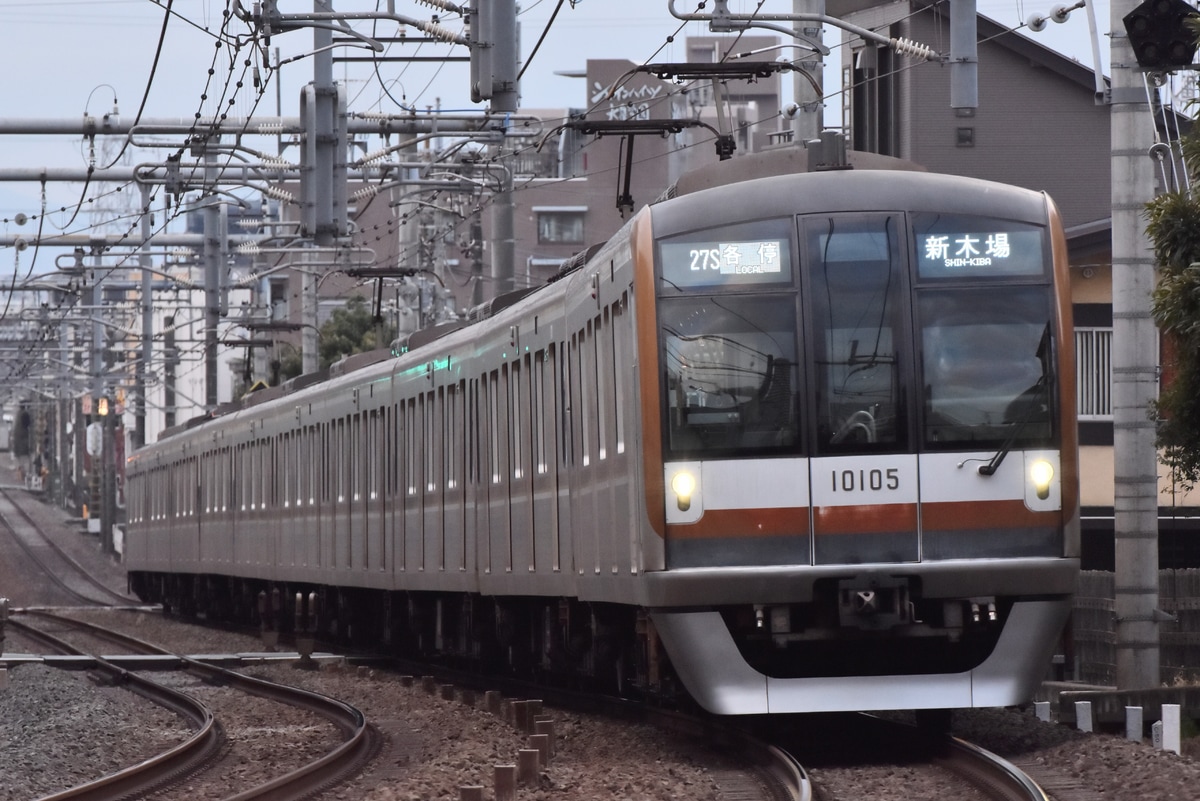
592, 309, 617, 576
568, 326, 600, 577
333, 418, 350, 571
803, 213, 919, 565
383, 405, 399, 579
530, 346, 562, 578
315, 422, 330, 569
349, 412, 366, 571
366, 408, 386, 576
443, 382, 468, 576
612, 293, 639, 574
278, 433, 294, 570
467, 377, 489, 577
402, 396, 423, 573
509, 356, 534, 576
423, 388, 446, 573
554, 341, 574, 575
486, 367, 513, 576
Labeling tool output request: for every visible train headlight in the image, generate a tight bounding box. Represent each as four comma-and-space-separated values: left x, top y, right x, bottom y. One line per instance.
1030, 459, 1054, 500
671, 470, 697, 512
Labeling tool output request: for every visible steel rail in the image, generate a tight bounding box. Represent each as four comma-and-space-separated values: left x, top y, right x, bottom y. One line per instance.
0, 499, 114, 607
6, 617, 222, 801
21, 611, 376, 801
0, 488, 136, 606
939, 736, 1050, 801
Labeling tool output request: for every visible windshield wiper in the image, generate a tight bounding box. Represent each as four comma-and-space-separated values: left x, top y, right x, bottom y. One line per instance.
978, 325, 1052, 477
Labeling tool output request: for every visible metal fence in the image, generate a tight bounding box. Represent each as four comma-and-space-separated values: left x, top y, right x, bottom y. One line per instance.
1073, 569, 1200, 686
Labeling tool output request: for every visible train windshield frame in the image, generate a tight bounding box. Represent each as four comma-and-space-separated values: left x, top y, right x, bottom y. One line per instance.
656, 217, 801, 457
654, 209, 1058, 460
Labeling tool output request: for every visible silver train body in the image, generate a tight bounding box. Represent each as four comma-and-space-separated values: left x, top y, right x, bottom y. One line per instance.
127, 169, 1080, 714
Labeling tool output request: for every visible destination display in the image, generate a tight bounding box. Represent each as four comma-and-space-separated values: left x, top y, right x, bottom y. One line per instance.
914, 217, 1045, 279
659, 237, 792, 289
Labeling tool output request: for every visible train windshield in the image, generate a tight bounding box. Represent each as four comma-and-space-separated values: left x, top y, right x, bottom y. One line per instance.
660, 296, 800, 455
806, 214, 907, 454
654, 210, 1054, 457
918, 286, 1054, 448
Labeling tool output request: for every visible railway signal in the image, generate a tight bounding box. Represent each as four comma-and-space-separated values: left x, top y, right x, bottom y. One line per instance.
1123, 0, 1200, 70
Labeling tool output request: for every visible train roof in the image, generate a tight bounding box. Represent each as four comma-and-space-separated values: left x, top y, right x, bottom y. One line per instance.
149, 159, 1052, 448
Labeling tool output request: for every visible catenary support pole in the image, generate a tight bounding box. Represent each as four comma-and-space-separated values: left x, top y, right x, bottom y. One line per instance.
1110, 0, 1161, 690
792, 0, 823, 142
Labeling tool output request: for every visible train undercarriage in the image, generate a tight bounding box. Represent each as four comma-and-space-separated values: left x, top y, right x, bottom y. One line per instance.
128, 571, 674, 700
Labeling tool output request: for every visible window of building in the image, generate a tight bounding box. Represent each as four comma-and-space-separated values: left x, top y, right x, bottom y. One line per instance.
269, 278, 289, 321
535, 207, 586, 244
1076, 327, 1112, 419
849, 41, 898, 157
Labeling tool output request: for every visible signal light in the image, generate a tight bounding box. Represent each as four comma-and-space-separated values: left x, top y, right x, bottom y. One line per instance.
1123, 0, 1200, 71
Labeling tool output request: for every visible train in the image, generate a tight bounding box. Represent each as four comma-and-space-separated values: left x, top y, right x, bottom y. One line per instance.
126, 166, 1080, 715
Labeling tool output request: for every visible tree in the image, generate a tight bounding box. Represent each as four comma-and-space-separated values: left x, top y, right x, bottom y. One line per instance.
1144, 133, 1200, 489
276, 295, 395, 383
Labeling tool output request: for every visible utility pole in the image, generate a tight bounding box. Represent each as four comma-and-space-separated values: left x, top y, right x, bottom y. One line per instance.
136, 184, 153, 448
202, 141, 226, 410
491, 166, 515, 296
299, 0, 346, 374
792, 0, 823, 142
1110, 0, 1161, 689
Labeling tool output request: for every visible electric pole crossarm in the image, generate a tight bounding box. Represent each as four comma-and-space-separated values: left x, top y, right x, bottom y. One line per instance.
0, 233, 258, 248
254, 3, 468, 46
666, 0, 937, 60
0, 115, 504, 137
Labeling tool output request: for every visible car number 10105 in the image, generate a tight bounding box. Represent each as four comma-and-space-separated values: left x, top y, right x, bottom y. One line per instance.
831, 468, 900, 492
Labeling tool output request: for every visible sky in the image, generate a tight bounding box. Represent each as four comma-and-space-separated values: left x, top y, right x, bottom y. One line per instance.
0, 0, 1117, 262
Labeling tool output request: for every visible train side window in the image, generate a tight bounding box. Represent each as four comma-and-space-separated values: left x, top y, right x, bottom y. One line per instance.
266, 438, 275, 510
426, 391, 438, 493
352, 414, 361, 502
333, 418, 343, 503
406, 398, 417, 496
806, 213, 908, 455
466, 381, 477, 485
533, 350, 547, 474
447, 383, 461, 490
282, 433, 291, 508
201, 451, 209, 514
512, 359, 525, 479
369, 409, 380, 501
288, 431, 297, 506
596, 310, 610, 461
560, 339, 575, 467
487, 370, 501, 484
257, 439, 265, 510
384, 406, 394, 498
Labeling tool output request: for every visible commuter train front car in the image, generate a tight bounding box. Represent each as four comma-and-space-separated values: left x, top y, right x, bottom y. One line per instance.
640, 171, 1078, 714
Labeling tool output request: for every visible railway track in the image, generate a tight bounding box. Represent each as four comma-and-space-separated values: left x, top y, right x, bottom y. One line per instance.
44, 607, 814, 801
9, 611, 376, 801
937, 737, 1049, 801
765, 713, 1048, 801
0, 487, 135, 606
6, 616, 221, 800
